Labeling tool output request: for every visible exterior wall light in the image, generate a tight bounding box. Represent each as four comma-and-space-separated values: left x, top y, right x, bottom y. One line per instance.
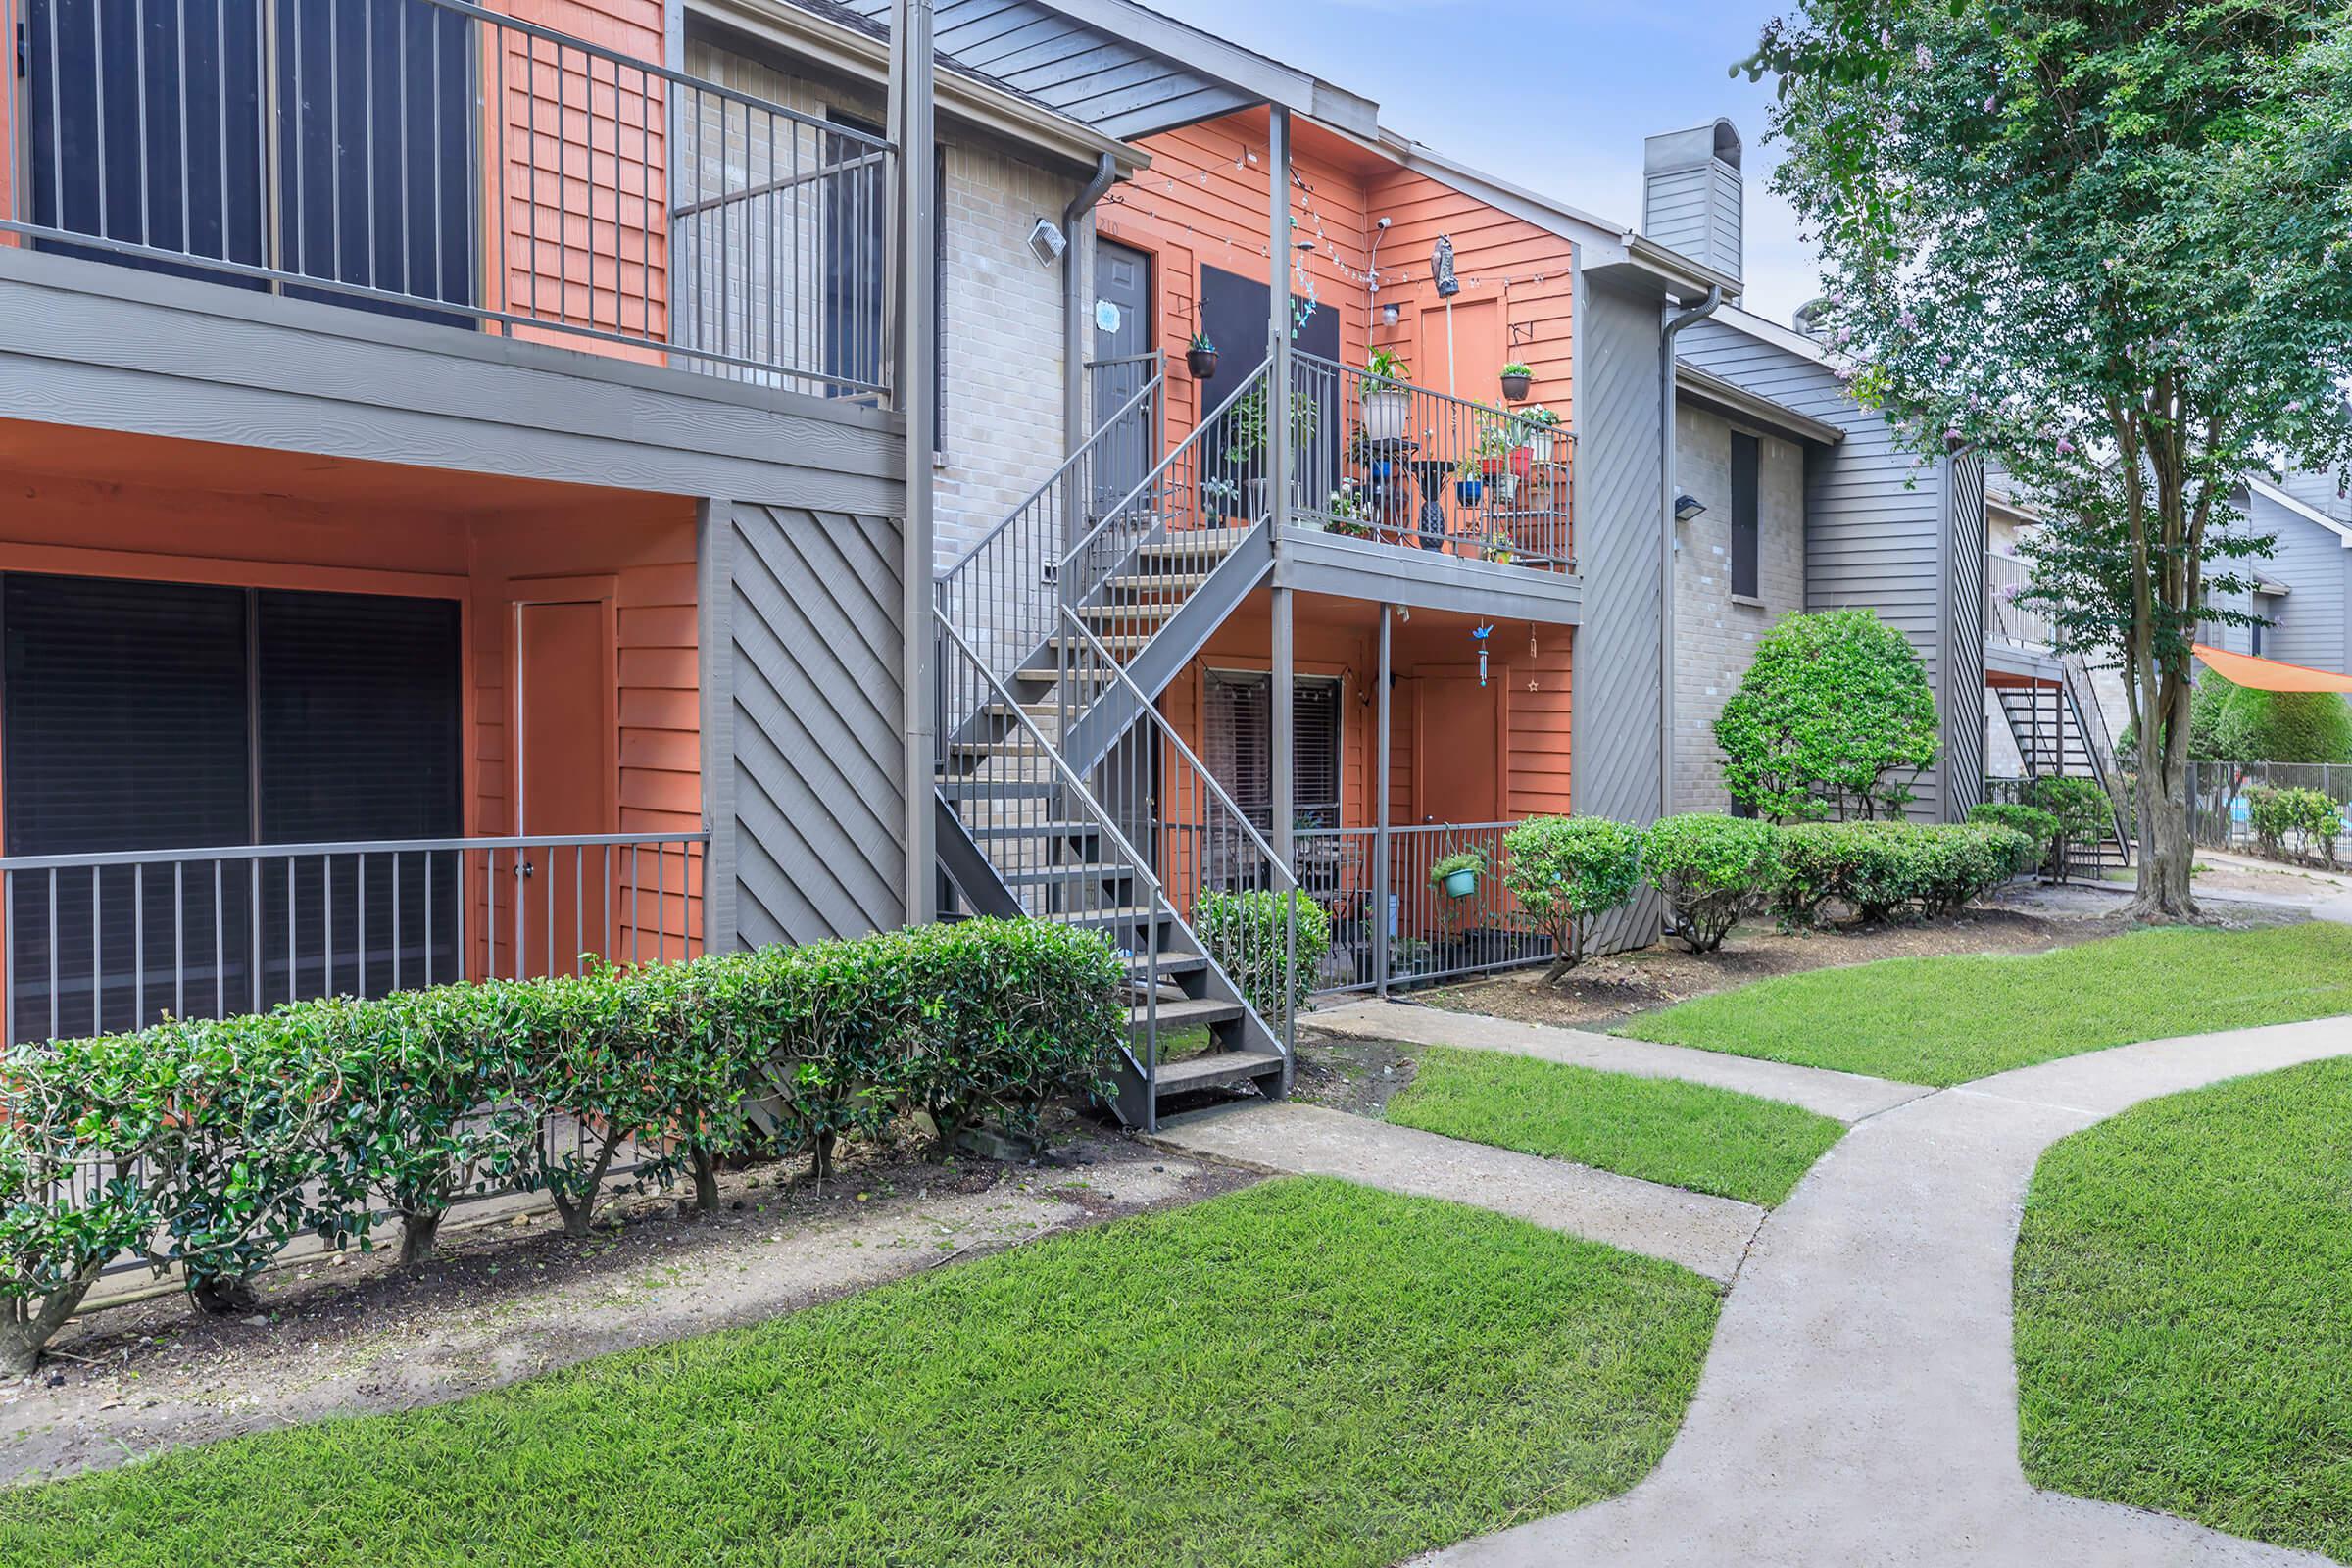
1674, 493, 1708, 523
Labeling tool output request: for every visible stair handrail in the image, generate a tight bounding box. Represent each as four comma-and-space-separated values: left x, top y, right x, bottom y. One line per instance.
1057, 607, 1298, 895
1057, 608, 1300, 1060
2061, 647, 2135, 857
934, 368, 1164, 585
1057, 361, 1271, 596
934, 611, 1172, 912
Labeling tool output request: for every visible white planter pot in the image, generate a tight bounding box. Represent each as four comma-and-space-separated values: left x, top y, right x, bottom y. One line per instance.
1528, 430, 1556, 464
1362, 387, 1411, 444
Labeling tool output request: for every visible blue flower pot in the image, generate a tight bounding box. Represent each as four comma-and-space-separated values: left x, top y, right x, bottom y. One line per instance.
1455, 478, 1484, 507
1443, 869, 1479, 898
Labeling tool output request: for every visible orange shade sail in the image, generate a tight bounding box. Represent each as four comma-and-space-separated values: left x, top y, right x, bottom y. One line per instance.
2193, 644, 2352, 693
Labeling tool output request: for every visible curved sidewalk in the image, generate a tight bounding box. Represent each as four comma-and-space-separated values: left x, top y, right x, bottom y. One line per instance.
1418, 1015, 2352, 1567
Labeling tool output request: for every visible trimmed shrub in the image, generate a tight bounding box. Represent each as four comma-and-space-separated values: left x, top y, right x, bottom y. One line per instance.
1642, 814, 1781, 954
1772, 819, 2032, 928
1502, 816, 1643, 980
2247, 785, 2345, 866
0, 918, 1124, 1375
1914, 823, 2037, 916
2216, 683, 2352, 764
1194, 889, 1333, 1023
1970, 802, 2061, 877
1714, 610, 1941, 822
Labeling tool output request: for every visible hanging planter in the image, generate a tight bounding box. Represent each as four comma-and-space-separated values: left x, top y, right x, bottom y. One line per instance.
1361, 348, 1412, 442
1454, 474, 1485, 508
1429, 848, 1488, 899
1499, 363, 1533, 402
1185, 332, 1219, 379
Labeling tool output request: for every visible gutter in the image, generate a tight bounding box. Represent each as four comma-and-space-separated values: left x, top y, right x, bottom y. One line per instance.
1659, 285, 1723, 820
1063, 153, 1120, 465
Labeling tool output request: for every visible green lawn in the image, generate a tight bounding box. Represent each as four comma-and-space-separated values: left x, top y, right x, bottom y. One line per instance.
0, 1178, 1720, 1568
1385, 1046, 1845, 1206
2015, 1057, 2352, 1561
1619, 924, 2352, 1087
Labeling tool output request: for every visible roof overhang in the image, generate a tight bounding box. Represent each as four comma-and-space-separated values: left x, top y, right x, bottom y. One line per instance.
2251, 474, 2352, 548
1038, 0, 1377, 138
1676, 363, 1845, 446
691, 0, 1147, 174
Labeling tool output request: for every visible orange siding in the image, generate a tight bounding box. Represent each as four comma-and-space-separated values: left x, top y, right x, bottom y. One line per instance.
1112, 111, 1576, 443
491, 0, 670, 360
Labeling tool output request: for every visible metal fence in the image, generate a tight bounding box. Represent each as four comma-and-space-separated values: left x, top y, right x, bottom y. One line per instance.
0, 831, 707, 1046
0, 0, 891, 398
1296, 822, 1550, 993
1291, 353, 1574, 571
2189, 761, 2352, 861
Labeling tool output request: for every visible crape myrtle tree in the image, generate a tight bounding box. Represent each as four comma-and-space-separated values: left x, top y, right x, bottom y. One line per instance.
1747, 0, 2352, 919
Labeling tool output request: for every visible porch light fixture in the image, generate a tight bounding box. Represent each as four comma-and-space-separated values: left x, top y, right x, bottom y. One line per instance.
1382, 303, 1401, 327
1674, 493, 1708, 523
1027, 218, 1068, 267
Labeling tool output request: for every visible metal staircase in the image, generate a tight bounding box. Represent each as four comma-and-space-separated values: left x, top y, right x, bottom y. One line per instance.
1993, 651, 2133, 871
933, 361, 1298, 1129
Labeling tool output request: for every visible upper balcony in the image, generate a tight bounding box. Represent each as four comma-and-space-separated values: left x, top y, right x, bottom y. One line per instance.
0, 0, 891, 403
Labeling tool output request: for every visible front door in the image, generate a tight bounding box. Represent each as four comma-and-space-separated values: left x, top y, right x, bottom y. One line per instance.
515, 599, 611, 977
1091, 240, 1156, 516
1416, 673, 1505, 824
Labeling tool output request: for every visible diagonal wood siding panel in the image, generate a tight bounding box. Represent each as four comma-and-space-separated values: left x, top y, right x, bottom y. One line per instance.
724, 501, 906, 947
1941, 449, 1986, 819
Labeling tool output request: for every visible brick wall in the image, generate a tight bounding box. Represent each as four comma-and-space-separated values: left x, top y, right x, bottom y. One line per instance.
1671, 404, 1806, 811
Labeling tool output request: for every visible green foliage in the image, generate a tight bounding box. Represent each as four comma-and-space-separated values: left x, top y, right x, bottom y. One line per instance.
1970, 803, 2061, 874
1193, 888, 1332, 1022
1501, 817, 1642, 976
1641, 814, 1782, 954
1751, 1, 2352, 908
0, 920, 1123, 1375
2030, 776, 2115, 882
1770, 819, 2032, 928
2215, 684, 2352, 765
2245, 786, 2344, 867
1713, 611, 1940, 822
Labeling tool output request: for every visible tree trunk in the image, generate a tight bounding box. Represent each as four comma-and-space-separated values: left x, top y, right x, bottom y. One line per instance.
2132, 747, 2201, 922
399, 1210, 443, 1267
4, 1269, 102, 1378
690, 1147, 721, 1214
810, 1129, 838, 1182
190, 1275, 261, 1316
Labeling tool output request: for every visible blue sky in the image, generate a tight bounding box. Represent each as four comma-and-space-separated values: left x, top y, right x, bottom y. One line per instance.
1142, 0, 1824, 326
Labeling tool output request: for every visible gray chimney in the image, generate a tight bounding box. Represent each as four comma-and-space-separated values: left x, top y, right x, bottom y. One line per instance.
1643, 120, 1743, 286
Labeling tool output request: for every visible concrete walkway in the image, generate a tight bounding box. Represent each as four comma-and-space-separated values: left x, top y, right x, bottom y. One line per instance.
1312, 997, 1930, 1122
1416, 1015, 2352, 1567
1152, 1101, 1763, 1283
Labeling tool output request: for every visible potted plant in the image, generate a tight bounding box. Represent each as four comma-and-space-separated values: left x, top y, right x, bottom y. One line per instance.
1185, 331, 1218, 379
1499, 362, 1533, 402
1326, 480, 1374, 540
1223, 386, 1321, 518
1361, 348, 1412, 443
1473, 416, 1518, 503
1430, 847, 1488, 899
1452, 456, 1485, 509
1481, 533, 1515, 565
1518, 404, 1560, 464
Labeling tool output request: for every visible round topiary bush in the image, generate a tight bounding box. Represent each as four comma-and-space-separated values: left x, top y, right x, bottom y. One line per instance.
1642, 813, 1782, 954
1713, 610, 1941, 822
1501, 815, 1643, 980
2216, 682, 2352, 764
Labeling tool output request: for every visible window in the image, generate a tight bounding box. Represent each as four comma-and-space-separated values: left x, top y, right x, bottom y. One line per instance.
1202, 672, 1343, 834
3, 574, 462, 1039
1730, 431, 1761, 600
819, 115, 945, 444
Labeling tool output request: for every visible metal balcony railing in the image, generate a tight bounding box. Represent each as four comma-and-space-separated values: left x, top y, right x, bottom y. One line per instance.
0, 831, 707, 1046
1986, 551, 2056, 649
1293, 821, 1550, 993
0, 0, 891, 399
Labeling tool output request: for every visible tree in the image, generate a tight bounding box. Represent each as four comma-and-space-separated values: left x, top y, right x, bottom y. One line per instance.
1749, 1, 2352, 919
1501, 816, 1643, 981
2215, 684, 2352, 763
1713, 610, 1941, 821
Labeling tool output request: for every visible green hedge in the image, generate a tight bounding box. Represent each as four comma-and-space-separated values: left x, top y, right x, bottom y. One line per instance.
0, 919, 1122, 1377
1642, 813, 1782, 954
1502, 816, 1644, 977
2247, 785, 2345, 866
1770, 819, 2034, 928
1970, 803, 2061, 876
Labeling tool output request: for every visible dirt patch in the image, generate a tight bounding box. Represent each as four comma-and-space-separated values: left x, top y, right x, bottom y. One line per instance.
0, 1119, 1245, 1489
2189, 856, 2352, 903
1408, 884, 2307, 1034
1293, 1033, 1423, 1119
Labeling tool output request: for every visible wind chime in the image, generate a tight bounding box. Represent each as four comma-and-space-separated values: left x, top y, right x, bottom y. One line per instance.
1472, 622, 1494, 686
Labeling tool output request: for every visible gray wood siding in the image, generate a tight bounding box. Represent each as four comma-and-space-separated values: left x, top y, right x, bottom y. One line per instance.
831, 0, 1254, 136
1941, 450, 1987, 818
2247, 490, 2351, 672
1570, 275, 1668, 946
722, 501, 909, 948
1677, 317, 1959, 820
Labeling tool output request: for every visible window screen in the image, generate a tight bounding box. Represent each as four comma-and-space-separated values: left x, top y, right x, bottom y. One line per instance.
1202, 672, 1343, 833
1731, 432, 1761, 600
